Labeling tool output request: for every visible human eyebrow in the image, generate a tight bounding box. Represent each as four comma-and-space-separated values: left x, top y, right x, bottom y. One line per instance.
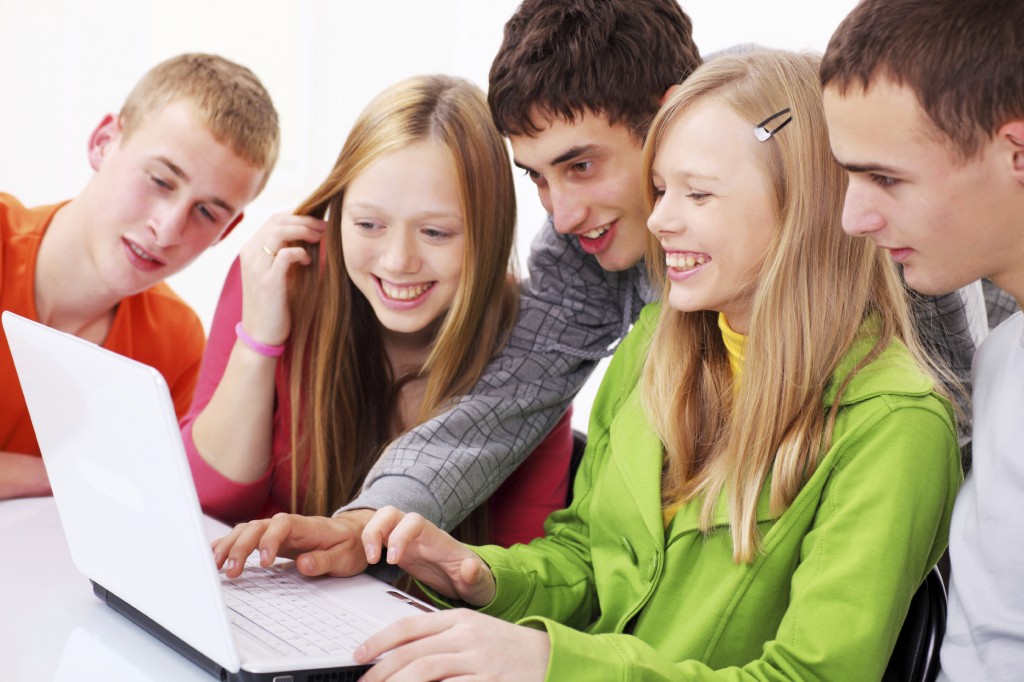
681, 171, 721, 183
513, 145, 601, 175
551, 144, 600, 166
346, 202, 463, 224
840, 162, 900, 176
513, 160, 537, 175
656, 164, 720, 185
153, 156, 189, 181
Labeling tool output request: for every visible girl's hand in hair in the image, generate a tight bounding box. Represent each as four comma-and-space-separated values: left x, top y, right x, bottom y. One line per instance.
362, 506, 496, 606
237, 212, 327, 348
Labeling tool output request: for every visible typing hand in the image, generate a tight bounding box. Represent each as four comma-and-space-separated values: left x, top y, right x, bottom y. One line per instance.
212, 509, 374, 579
353, 609, 550, 681
361, 506, 495, 606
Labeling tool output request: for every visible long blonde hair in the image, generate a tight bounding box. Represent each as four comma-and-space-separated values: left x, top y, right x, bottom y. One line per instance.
641, 50, 932, 562
285, 75, 517, 517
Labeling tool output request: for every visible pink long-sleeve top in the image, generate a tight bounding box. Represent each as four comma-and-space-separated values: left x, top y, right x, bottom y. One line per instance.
181, 258, 572, 546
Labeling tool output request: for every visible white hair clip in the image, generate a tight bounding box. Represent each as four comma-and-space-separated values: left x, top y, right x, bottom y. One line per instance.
754, 107, 792, 142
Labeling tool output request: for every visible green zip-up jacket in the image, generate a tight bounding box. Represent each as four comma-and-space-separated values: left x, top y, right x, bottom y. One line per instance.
473, 303, 961, 680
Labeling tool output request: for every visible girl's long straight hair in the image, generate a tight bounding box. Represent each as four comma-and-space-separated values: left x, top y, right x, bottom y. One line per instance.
641, 51, 940, 562
284, 75, 518, 521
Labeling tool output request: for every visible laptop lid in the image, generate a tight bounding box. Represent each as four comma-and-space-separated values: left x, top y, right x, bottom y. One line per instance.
3, 312, 433, 680
4, 311, 242, 672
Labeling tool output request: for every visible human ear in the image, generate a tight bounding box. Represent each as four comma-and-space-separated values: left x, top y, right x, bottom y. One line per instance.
215, 212, 246, 244
87, 114, 121, 171
660, 84, 680, 106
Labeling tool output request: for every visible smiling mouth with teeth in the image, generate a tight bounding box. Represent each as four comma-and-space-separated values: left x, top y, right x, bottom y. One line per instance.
128, 242, 158, 263
665, 252, 710, 271
581, 225, 610, 240
380, 279, 434, 300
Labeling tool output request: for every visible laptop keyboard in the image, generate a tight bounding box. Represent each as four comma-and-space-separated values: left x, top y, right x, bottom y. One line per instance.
222, 562, 380, 657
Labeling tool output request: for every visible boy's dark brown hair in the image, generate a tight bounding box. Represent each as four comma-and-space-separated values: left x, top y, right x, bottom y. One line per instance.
820, 0, 1024, 161
488, 0, 701, 139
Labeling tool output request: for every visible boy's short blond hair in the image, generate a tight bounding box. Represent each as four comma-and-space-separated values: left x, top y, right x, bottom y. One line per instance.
119, 53, 280, 189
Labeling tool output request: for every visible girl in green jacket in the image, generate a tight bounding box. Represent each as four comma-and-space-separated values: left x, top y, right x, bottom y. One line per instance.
353, 49, 962, 681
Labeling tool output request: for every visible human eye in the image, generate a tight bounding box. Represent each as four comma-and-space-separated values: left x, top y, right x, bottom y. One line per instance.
422, 226, 455, 242
687, 191, 711, 204
521, 168, 544, 186
196, 204, 218, 223
354, 220, 382, 232
570, 160, 593, 175
869, 173, 900, 188
150, 174, 172, 190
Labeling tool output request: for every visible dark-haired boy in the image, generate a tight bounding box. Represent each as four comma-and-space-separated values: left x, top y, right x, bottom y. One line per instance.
821, 0, 1024, 677
0, 53, 279, 499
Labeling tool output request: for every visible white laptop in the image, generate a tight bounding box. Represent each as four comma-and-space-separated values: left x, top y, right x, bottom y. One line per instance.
2, 311, 434, 682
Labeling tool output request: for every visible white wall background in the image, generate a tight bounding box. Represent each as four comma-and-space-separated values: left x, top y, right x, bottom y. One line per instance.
0, 0, 856, 430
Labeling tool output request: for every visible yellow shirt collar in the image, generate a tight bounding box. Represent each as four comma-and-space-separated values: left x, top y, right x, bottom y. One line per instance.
718, 312, 747, 380
663, 313, 748, 527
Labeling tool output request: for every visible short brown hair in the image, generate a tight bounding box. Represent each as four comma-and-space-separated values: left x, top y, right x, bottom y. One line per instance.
821, 0, 1024, 160
119, 53, 280, 182
488, 0, 701, 139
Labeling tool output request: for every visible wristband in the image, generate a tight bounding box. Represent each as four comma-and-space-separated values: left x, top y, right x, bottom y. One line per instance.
235, 322, 285, 358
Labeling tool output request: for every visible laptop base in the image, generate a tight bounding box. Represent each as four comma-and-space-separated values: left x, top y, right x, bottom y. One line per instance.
93, 581, 372, 682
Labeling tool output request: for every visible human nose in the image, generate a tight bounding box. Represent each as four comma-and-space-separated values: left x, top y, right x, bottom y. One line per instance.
646, 193, 678, 238
381, 228, 419, 273
841, 181, 885, 238
548, 184, 588, 235
150, 200, 189, 247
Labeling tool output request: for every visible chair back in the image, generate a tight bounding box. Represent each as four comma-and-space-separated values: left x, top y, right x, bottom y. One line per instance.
565, 430, 588, 506
883, 565, 947, 682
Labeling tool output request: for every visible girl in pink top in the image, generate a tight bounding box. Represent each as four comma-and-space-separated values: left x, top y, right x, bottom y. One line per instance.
181, 75, 571, 566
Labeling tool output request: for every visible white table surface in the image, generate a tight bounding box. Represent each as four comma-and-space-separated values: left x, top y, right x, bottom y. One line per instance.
0, 496, 221, 681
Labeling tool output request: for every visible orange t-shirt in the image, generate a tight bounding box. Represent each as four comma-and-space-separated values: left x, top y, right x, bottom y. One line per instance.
0, 192, 206, 456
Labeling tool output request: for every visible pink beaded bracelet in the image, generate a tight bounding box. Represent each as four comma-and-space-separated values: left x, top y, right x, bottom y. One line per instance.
235, 322, 285, 358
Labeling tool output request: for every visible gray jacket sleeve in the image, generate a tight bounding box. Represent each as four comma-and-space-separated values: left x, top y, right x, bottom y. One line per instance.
981, 278, 1020, 330
907, 288, 976, 448
336, 221, 651, 529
